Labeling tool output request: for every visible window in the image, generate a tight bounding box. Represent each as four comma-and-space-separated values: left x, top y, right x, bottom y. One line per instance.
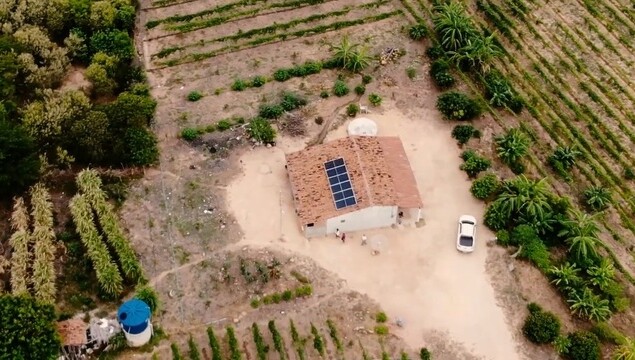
307, 223, 314, 227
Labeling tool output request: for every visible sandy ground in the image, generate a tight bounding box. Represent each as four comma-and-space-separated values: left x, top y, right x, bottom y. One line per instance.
227, 105, 523, 360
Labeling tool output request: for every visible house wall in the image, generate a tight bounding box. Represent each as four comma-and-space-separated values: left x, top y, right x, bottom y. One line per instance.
303, 223, 327, 238
325, 205, 397, 234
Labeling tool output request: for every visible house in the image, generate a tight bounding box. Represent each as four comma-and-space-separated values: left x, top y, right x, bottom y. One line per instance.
285, 136, 423, 238
56, 319, 88, 360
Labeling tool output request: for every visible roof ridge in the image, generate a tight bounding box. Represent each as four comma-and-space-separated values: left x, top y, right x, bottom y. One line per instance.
350, 136, 375, 205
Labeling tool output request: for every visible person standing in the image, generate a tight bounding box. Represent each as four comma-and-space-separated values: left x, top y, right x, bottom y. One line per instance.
335, 228, 340, 239
341, 232, 346, 243
361, 234, 367, 246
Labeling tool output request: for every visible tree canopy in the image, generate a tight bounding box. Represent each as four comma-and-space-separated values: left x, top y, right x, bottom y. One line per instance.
0, 109, 41, 196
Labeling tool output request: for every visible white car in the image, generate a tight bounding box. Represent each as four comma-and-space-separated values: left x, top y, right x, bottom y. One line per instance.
456, 215, 477, 253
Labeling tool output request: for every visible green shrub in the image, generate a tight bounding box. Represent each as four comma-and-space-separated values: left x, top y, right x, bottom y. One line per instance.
495, 229, 510, 246
282, 290, 294, 301
436, 92, 481, 120
216, 120, 232, 131
231, 78, 248, 91
375, 312, 388, 323
252, 323, 269, 360
280, 92, 307, 111
419, 348, 431, 360
227, 326, 243, 360
583, 186, 612, 211
483, 71, 521, 112
409, 23, 428, 40
187, 91, 203, 101
134, 286, 159, 314
451, 124, 477, 145
333, 80, 349, 97
347, 103, 360, 117
624, 167, 635, 180
273, 69, 292, 82
181, 128, 200, 141
548, 146, 581, 179
460, 150, 491, 178
295, 285, 313, 297
271, 293, 282, 304
470, 173, 499, 200
311, 323, 325, 357
354, 84, 366, 95
590, 322, 625, 345
251, 76, 267, 87
326, 319, 343, 352
368, 93, 382, 106
171, 343, 183, 360
374, 325, 389, 335
527, 302, 543, 314
429, 60, 455, 89
406, 67, 417, 80
362, 74, 373, 84
522, 307, 561, 344
298, 60, 323, 75
320, 91, 329, 98
400, 352, 410, 360
566, 331, 601, 360
248, 118, 276, 143
520, 237, 551, 271
250, 298, 260, 308
188, 335, 201, 360
123, 127, 159, 166
207, 327, 222, 360
259, 104, 284, 119
425, 45, 445, 60
484, 200, 511, 231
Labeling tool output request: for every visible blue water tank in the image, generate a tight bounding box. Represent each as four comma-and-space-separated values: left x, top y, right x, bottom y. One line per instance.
117, 299, 151, 335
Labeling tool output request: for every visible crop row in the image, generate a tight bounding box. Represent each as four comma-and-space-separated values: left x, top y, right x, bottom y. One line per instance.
154, 10, 402, 67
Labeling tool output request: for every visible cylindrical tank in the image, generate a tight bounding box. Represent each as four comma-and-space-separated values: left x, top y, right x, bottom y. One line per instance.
117, 299, 153, 347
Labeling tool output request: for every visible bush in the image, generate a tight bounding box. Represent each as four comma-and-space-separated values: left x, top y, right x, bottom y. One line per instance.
484, 201, 511, 231
368, 93, 382, 106
483, 71, 518, 110
495, 229, 510, 246
180, 128, 200, 141
406, 67, 417, 80
251, 76, 267, 87
333, 80, 349, 97
273, 69, 291, 82
295, 285, 313, 297
354, 84, 366, 95
583, 186, 612, 211
374, 325, 389, 335
419, 348, 431, 360
134, 286, 159, 314
259, 104, 284, 119
362, 74, 373, 84
460, 150, 491, 178
520, 237, 551, 271
90, 30, 134, 60
171, 343, 183, 360
522, 307, 561, 344
250, 298, 260, 308
231, 78, 247, 91
280, 92, 307, 111
376, 312, 388, 323
347, 103, 360, 117
624, 167, 635, 180
320, 91, 329, 98
282, 290, 293, 301
425, 45, 445, 60
451, 124, 478, 145
409, 23, 428, 40
429, 60, 455, 89
590, 322, 625, 345
566, 331, 601, 360
122, 127, 159, 166
216, 120, 232, 131
470, 173, 499, 200
248, 118, 276, 143
187, 91, 203, 101
436, 92, 481, 120
188, 335, 202, 360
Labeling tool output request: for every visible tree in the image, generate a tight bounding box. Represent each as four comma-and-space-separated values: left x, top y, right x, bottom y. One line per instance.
89, 29, 134, 61
0, 295, 61, 360
559, 209, 601, 264
495, 128, 529, 166
433, 1, 477, 51
104, 91, 157, 130
9, 198, 31, 295
567, 288, 611, 322
63, 29, 89, 63
68, 110, 110, 162
567, 331, 601, 360
522, 305, 561, 344
89, 0, 117, 30
12, 25, 69, 89
583, 186, 612, 212
248, 118, 276, 143
613, 337, 635, 360
0, 118, 41, 196
85, 62, 116, 96
330, 36, 371, 72
449, 33, 502, 72
436, 91, 481, 120
497, 176, 551, 221
121, 127, 159, 166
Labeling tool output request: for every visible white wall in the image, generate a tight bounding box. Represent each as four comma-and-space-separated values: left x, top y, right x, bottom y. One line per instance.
326, 206, 397, 234
304, 223, 327, 238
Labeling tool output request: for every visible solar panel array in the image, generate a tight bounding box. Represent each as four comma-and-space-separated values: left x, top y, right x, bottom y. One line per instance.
324, 158, 357, 209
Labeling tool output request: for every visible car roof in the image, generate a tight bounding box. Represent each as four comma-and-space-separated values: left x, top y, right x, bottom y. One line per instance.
460, 222, 475, 237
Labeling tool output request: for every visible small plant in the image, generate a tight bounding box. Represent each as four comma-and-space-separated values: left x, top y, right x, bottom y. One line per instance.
347, 103, 360, 117
214, 88, 223, 95
252, 323, 270, 360
282, 290, 293, 301
375, 312, 388, 323
583, 186, 612, 211
180, 128, 201, 141
406, 67, 417, 80
231, 78, 248, 91
314, 116, 324, 125
368, 93, 382, 106
460, 150, 491, 178
320, 91, 329, 98
188, 335, 201, 360
268, 320, 287, 360
548, 146, 581, 179
187, 91, 203, 101
295, 285, 313, 297
171, 343, 183, 360
227, 326, 243, 360
400, 352, 410, 360
624, 167, 635, 180
311, 323, 325, 357
273, 69, 292, 82
429, 60, 455, 89
409, 23, 428, 40
470, 173, 499, 200
451, 124, 479, 146
248, 118, 276, 143
259, 104, 285, 119
522, 305, 561, 344
216, 120, 232, 131
355, 84, 366, 95
251, 75, 267, 87
250, 298, 261, 308
333, 80, 349, 97
207, 327, 222, 360
362, 74, 373, 84
425, 45, 445, 60
290, 270, 310, 284
436, 91, 481, 120
419, 348, 431, 360
494, 128, 529, 166
374, 325, 389, 335
280, 91, 307, 111
326, 319, 343, 352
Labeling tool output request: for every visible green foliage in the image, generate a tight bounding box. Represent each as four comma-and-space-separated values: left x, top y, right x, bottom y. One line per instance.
430, 60, 455, 89
347, 103, 360, 117
548, 263, 582, 294
90, 30, 134, 60
419, 348, 431, 360
613, 338, 635, 360
122, 127, 159, 166
567, 288, 611, 322
320, 91, 329, 98
559, 209, 601, 265
259, 104, 285, 119
401, 352, 410, 360
181, 128, 201, 141
171, 343, 183, 360
268, 320, 287, 360
355, 84, 366, 95
231, 78, 248, 91
311, 323, 325, 357
188, 335, 201, 360
207, 327, 222, 360
326, 319, 343, 352
520, 235, 551, 271
187, 91, 203, 101
451, 124, 479, 146
368, 93, 382, 106
374, 325, 389, 335
252, 323, 270, 360
495, 229, 510, 246
522, 305, 561, 344
280, 92, 307, 111
216, 120, 232, 131
426, 45, 445, 60
376, 311, 388, 323
566, 331, 601, 360
583, 186, 612, 212
333, 80, 350, 97
449, 33, 502, 72
495, 128, 530, 166
362, 74, 373, 84
409, 23, 428, 40
436, 91, 481, 120
248, 118, 276, 143
624, 167, 635, 180
295, 285, 313, 297
134, 286, 159, 314
0, 295, 61, 360
484, 200, 510, 231
483, 71, 522, 113
589, 322, 625, 345
460, 150, 491, 178
330, 36, 371, 72
251, 76, 267, 87
433, 1, 477, 51
553, 335, 571, 355
406, 67, 417, 80
470, 173, 499, 200
227, 326, 243, 360
548, 146, 581, 179
0, 119, 40, 197
274, 69, 292, 82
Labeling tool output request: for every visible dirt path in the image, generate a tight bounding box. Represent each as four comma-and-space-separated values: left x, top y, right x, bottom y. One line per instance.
226, 105, 526, 359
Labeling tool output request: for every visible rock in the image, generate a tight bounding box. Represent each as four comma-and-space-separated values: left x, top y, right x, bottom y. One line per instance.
233, 318, 239, 323
508, 263, 515, 272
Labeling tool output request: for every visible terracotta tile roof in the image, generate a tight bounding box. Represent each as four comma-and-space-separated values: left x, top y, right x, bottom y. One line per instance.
56, 319, 88, 346
286, 136, 423, 224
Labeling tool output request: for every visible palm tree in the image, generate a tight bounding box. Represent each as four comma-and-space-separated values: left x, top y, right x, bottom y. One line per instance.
449, 33, 502, 72
519, 210, 556, 236
613, 337, 635, 360
495, 128, 530, 165
567, 288, 612, 321
548, 263, 581, 294
584, 185, 612, 212
587, 258, 615, 290
409, 23, 428, 41
559, 208, 601, 263
548, 146, 581, 172
330, 36, 371, 72
497, 175, 551, 220
433, 1, 477, 51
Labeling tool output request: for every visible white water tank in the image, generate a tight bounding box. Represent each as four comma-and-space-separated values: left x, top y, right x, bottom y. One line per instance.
117, 299, 153, 347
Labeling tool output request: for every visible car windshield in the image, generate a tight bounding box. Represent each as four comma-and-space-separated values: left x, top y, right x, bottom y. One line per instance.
459, 235, 473, 247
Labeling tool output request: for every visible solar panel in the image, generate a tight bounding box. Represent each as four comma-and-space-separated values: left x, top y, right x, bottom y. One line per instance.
324, 157, 357, 210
